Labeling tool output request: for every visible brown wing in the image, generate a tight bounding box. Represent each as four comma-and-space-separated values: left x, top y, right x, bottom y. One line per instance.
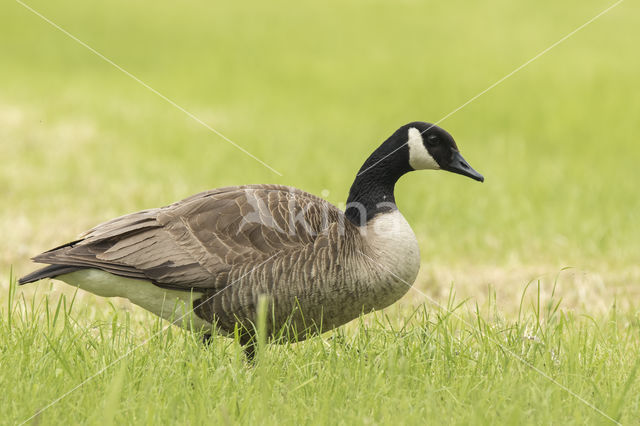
30, 185, 346, 290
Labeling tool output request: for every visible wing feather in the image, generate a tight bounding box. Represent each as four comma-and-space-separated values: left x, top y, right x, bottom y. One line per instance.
30, 185, 346, 291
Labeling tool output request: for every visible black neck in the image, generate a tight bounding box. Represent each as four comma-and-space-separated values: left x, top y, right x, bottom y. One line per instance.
345, 139, 412, 226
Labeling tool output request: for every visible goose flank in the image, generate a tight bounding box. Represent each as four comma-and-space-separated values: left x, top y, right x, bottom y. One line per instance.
19, 122, 484, 356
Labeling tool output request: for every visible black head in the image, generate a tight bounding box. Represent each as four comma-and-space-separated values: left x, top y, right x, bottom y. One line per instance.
403, 122, 484, 182
345, 122, 484, 225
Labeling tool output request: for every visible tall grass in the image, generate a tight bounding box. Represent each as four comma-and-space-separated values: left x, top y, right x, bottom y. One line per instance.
2, 274, 639, 424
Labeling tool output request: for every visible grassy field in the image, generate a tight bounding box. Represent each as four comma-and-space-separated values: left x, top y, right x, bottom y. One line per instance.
1, 0, 639, 423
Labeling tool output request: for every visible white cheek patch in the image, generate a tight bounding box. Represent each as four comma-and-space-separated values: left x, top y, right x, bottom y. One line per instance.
407, 127, 440, 170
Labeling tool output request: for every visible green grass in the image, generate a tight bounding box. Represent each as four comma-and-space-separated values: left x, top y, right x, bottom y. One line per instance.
2, 0, 640, 423
3, 276, 640, 424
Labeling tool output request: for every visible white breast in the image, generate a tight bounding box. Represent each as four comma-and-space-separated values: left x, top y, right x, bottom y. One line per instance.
363, 210, 421, 296
58, 269, 212, 331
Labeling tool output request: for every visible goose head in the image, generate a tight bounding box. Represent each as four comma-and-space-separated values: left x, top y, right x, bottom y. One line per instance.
404, 122, 484, 182
346, 122, 483, 225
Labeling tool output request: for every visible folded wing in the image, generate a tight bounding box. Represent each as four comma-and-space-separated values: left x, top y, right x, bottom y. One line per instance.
26, 185, 344, 290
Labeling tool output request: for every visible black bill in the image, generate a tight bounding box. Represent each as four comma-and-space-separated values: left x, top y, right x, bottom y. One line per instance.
445, 151, 484, 182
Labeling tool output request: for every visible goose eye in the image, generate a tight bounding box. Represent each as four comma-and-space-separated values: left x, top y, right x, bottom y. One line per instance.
427, 136, 439, 147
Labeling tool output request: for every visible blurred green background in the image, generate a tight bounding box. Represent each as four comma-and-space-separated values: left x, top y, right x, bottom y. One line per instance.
2, 0, 639, 309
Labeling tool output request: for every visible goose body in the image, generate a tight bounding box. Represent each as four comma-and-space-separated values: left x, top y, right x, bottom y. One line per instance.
20, 122, 483, 349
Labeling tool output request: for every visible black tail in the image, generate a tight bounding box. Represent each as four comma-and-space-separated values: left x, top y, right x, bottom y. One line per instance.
19, 265, 85, 285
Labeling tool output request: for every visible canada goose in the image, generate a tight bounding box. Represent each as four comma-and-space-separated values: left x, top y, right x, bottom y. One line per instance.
20, 122, 483, 357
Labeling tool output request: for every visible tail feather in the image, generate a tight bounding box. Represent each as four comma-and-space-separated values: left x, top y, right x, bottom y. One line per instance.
19, 265, 86, 285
